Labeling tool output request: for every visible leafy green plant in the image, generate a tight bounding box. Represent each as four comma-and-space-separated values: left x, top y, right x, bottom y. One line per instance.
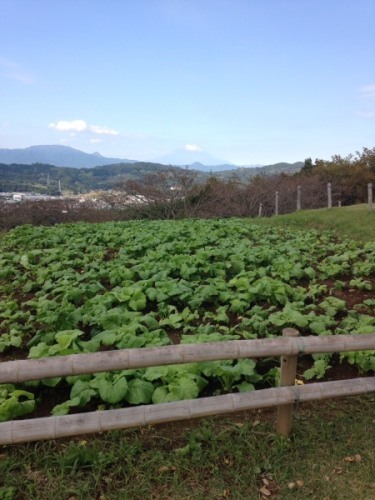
0, 329, 22, 353
319, 297, 346, 317
349, 278, 372, 291
0, 384, 35, 422
199, 359, 260, 392
144, 364, 207, 404
303, 355, 332, 380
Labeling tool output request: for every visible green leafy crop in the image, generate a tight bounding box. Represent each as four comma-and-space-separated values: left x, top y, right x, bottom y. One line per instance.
1, 218, 374, 421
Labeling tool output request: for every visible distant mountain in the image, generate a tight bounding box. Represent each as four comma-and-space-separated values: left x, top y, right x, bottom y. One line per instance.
0, 145, 135, 168
189, 162, 239, 172
151, 148, 231, 168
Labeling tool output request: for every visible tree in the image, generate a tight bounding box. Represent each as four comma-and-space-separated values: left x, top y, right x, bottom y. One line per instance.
114, 168, 202, 219
301, 157, 315, 175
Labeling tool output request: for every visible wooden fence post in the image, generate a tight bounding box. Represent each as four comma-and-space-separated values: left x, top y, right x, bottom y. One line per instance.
297, 186, 301, 211
275, 191, 279, 216
277, 328, 300, 436
368, 183, 373, 212
327, 183, 332, 209
258, 203, 263, 217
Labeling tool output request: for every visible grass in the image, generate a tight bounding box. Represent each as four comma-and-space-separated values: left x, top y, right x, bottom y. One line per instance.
1, 396, 374, 499
254, 204, 375, 241
1, 204, 375, 499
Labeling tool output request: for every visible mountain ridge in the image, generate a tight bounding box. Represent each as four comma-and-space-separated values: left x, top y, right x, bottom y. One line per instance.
0, 145, 304, 194
0, 144, 263, 171
0, 145, 135, 168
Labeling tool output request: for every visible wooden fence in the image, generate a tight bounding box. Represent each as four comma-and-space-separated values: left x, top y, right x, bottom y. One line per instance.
0, 330, 374, 445
264, 182, 374, 216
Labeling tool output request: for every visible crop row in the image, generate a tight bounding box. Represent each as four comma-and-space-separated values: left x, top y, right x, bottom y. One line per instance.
0, 218, 374, 421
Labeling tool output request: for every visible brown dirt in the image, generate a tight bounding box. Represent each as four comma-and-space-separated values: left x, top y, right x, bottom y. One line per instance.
321, 276, 375, 311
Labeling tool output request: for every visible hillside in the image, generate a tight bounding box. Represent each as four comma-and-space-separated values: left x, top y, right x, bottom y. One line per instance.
216, 161, 304, 180
254, 204, 375, 241
0, 160, 302, 194
0, 161, 181, 194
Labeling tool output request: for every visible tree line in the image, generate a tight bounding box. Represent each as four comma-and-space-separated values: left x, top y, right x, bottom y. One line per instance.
1, 147, 374, 229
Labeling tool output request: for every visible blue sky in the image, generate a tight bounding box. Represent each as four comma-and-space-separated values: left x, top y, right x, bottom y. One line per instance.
1, 0, 374, 165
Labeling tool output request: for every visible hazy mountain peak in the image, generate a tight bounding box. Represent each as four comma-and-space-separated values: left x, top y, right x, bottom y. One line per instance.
150, 147, 231, 167
0, 144, 134, 168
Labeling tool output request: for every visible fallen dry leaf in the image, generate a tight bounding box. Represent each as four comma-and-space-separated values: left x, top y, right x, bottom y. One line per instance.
262, 478, 270, 486
259, 486, 271, 496
288, 482, 296, 489
158, 465, 176, 473
354, 454, 362, 462
296, 480, 304, 487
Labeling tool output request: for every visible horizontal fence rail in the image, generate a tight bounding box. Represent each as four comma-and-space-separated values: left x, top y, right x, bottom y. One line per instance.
1, 378, 374, 445
1, 333, 374, 384
0, 331, 374, 445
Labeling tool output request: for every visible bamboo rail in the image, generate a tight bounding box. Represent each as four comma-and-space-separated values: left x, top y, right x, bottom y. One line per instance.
1, 333, 374, 444
1, 333, 374, 384
1, 378, 374, 445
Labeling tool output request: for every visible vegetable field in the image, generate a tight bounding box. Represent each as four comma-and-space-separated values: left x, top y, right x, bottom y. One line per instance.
1, 218, 374, 422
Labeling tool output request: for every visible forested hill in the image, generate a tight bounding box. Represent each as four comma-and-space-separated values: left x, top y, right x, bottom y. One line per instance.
0, 162, 175, 194
215, 162, 303, 180
0, 161, 303, 194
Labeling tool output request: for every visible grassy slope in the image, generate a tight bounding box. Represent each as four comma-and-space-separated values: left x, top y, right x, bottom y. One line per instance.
254, 204, 375, 241
1, 206, 375, 499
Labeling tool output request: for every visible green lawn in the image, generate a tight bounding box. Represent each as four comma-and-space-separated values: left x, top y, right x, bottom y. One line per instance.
254, 204, 375, 241
0, 396, 374, 499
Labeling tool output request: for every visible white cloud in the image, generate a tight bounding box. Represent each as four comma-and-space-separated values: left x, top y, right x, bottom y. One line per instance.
90, 138, 103, 143
49, 120, 88, 132
360, 84, 375, 98
184, 143, 202, 152
89, 125, 119, 136
49, 119, 120, 136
